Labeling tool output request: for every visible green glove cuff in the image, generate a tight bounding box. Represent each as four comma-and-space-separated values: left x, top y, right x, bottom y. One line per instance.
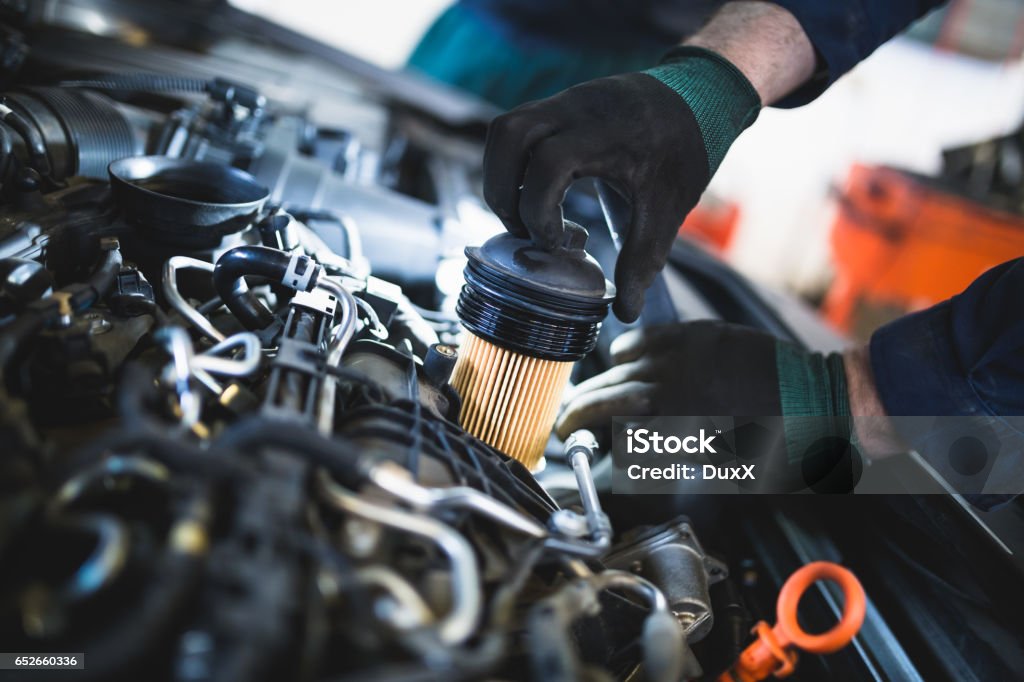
775, 343, 851, 462
643, 46, 761, 176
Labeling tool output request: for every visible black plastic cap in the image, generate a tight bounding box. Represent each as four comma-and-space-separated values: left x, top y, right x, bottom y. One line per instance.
457, 221, 614, 361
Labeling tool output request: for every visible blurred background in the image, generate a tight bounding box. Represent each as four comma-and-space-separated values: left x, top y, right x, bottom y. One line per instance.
234, 0, 1024, 341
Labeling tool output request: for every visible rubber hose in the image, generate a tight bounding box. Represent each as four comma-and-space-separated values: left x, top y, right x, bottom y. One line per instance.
0, 105, 50, 176
22, 87, 138, 179
215, 418, 369, 489
84, 247, 122, 305
38, 497, 210, 682
212, 245, 318, 331
0, 121, 13, 185
59, 74, 263, 110
58, 73, 208, 94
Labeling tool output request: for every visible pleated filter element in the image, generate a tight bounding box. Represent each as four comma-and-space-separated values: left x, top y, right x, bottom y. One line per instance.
451, 332, 574, 470
450, 222, 614, 470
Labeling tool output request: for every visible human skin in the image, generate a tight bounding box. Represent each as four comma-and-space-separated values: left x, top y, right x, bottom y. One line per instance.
686, 2, 904, 454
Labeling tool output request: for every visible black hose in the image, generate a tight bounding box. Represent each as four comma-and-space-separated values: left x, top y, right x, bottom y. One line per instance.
5, 88, 138, 180
59, 73, 208, 94
212, 245, 319, 331
83, 246, 122, 305
215, 418, 369, 489
58, 425, 246, 486
59, 73, 264, 110
0, 120, 14, 187
0, 104, 51, 176
36, 493, 211, 682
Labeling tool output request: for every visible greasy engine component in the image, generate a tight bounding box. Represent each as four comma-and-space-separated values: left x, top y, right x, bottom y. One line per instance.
605, 517, 728, 643
212, 245, 319, 334
2, 87, 140, 181
0, 48, 761, 680
109, 156, 270, 248
450, 222, 614, 469
0, 256, 50, 316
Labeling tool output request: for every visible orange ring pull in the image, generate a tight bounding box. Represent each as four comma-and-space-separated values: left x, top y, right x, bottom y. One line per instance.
717, 561, 866, 682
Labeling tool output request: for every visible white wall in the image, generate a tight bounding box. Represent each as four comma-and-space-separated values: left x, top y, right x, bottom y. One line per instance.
229, 2, 1024, 295
229, 0, 450, 69
715, 39, 1024, 293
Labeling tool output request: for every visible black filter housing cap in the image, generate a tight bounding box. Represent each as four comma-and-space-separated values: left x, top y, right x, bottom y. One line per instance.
457, 221, 615, 361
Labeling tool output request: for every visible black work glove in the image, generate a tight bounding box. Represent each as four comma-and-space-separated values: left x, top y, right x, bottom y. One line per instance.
482, 47, 761, 322
556, 320, 850, 443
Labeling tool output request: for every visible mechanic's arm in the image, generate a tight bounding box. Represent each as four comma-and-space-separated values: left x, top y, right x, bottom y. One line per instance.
557, 259, 1024, 509
484, 0, 943, 322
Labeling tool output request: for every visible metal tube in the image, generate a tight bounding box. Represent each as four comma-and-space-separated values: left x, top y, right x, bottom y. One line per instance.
589, 570, 669, 614
157, 327, 202, 428
163, 257, 226, 342
570, 453, 601, 524
316, 276, 358, 356
192, 332, 262, 377
58, 515, 130, 601
355, 566, 435, 630
561, 430, 612, 551
315, 274, 359, 435
367, 460, 548, 539
315, 471, 482, 645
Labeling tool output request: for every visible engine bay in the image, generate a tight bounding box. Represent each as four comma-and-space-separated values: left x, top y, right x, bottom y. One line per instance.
2, 3, 1023, 681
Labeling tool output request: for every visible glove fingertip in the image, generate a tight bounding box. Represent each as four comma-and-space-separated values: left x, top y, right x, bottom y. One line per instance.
555, 403, 585, 440
612, 291, 643, 324
500, 216, 530, 239
609, 329, 646, 364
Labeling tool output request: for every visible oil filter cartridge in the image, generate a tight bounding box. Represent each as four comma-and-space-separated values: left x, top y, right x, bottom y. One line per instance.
450, 221, 614, 469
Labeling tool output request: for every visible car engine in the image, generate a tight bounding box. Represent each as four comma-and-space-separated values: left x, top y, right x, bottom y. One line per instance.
0, 7, 740, 681
7, 3, 1024, 682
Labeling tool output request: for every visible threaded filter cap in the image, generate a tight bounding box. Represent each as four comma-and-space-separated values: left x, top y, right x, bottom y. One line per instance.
456, 221, 614, 361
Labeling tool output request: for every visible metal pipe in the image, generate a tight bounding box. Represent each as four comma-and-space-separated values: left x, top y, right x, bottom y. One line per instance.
355, 566, 435, 630
316, 471, 481, 645
53, 456, 170, 509
192, 332, 262, 377
589, 570, 669, 614
156, 327, 203, 427
564, 430, 612, 549
367, 460, 547, 539
163, 256, 226, 343
58, 515, 130, 601
315, 274, 359, 435
316, 276, 358, 357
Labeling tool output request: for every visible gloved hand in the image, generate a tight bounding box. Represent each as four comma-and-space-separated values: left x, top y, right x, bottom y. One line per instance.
482, 47, 761, 322
556, 320, 850, 441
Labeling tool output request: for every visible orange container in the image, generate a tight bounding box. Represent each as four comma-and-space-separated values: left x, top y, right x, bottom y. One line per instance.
679, 197, 740, 253
823, 163, 1024, 335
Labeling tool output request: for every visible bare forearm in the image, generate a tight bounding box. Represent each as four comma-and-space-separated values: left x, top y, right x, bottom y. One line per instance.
685, 1, 816, 105
843, 346, 907, 459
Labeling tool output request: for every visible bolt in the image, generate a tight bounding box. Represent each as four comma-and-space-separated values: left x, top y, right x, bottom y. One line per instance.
87, 315, 112, 335
548, 509, 589, 538
434, 344, 456, 357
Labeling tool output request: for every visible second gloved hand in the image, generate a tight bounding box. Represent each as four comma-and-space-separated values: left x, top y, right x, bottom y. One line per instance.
556, 321, 850, 440
483, 47, 761, 322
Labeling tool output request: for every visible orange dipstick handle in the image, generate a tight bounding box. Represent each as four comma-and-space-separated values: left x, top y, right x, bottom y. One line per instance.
718, 561, 866, 682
